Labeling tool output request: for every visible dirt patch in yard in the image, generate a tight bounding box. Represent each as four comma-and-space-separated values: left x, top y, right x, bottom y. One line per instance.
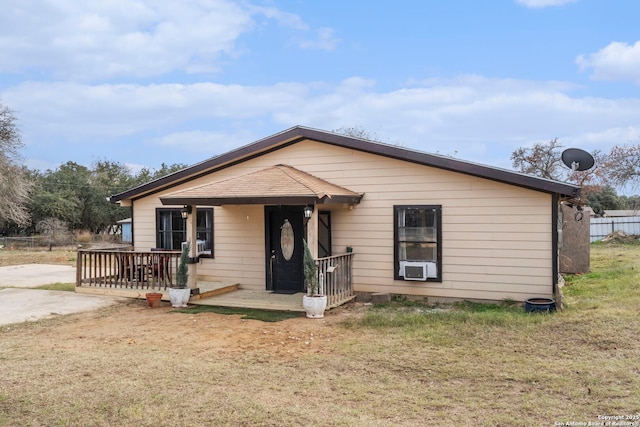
0, 248, 366, 357
0, 296, 379, 426
20, 298, 367, 359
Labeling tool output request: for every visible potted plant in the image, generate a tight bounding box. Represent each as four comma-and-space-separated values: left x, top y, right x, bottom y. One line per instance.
169, 241, 191, 308
145, 291, 163, 308
302, 239, 327, 318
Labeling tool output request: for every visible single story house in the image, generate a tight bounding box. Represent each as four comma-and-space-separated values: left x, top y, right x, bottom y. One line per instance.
104, 126, 580, 305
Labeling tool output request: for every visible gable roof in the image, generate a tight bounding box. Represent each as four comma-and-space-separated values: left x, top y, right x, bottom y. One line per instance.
159, 164, 364, 206
110, 125, 580, 203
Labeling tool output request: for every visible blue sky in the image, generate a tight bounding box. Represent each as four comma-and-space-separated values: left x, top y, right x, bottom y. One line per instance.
1, 0, 639, 176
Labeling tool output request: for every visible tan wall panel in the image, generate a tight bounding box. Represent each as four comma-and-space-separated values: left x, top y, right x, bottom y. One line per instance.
446, 256, 550, 268
442, 272, 550, 286
131, 138, 556, 301
442, 239, 550, 251
446, 248, 549, 260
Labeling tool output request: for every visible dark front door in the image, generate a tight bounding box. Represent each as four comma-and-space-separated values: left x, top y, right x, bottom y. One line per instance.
266, 206, 305, 293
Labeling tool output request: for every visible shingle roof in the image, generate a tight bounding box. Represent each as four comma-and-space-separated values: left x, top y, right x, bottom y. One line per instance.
110, 125, 581, 203
159, 164, 364, 206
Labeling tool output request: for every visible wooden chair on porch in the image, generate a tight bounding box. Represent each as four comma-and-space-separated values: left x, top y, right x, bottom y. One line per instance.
116, 252, 142, 282
150, 248, 172, 284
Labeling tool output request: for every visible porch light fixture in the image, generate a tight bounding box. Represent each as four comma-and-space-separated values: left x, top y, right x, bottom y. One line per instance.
180, 205, 192, 219
303, 205, 314, 218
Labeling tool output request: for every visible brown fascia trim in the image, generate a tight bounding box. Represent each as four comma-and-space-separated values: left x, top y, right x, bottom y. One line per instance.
299, 127, 581, 198
110, 128, 308, 203
111, 126, 580, 203
159, 194, 363, 206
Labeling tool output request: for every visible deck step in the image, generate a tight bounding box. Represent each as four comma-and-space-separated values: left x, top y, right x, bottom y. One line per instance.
192, 282, 239, 300
192, 289, 305, 312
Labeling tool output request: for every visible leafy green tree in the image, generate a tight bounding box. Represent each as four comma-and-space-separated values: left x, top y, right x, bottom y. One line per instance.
29, 162, 92, 230
132, 162, 187, 186
29, 188, 80, 227
619, 195, 640, 211
582, 185, 622, 215
27, 159, 187, 234
30, 160, 135, 233
90, 160, 136, 232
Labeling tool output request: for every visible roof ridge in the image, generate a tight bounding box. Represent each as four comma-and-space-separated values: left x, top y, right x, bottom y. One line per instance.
275, 165, 329, 200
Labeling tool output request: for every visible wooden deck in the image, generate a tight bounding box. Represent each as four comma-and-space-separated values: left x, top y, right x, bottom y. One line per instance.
77, 281, 354, 312
195, 282, 307, 312
197, 288, 305, 312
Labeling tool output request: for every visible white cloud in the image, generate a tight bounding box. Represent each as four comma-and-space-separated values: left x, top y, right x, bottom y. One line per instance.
515, 0, 577, 8
151, 129, 257, 155
5, 75, 639, 171
0, 0, 254, 80
577, 41, 640, 84
3, 80, 310, 138
297, 27, 339, 51
249, 6, 308, 31
0, 0, 335, 80
249, 6, 338, 51
565, 126, 640, 152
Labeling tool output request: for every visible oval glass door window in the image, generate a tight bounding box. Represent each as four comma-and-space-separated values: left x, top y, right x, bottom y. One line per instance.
280, 219, 295, 261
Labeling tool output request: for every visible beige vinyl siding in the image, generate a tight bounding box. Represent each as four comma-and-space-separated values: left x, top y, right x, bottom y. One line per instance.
203, 205, 265, 285
132, 138, 554, 301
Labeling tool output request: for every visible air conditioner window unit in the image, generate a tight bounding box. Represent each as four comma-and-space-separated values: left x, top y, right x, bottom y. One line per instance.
399, 261, 437, 281
182, 240, 207, 256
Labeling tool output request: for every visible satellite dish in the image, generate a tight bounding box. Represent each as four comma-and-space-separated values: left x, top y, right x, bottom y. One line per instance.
561, 148, 595, 172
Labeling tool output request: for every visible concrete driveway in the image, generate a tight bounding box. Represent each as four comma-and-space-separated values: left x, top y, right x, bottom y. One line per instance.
0, 264, 125, 326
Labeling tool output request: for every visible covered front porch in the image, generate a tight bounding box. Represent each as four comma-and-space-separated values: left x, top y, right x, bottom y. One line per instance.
75, 248, 355, 311
90, 164, 363, 311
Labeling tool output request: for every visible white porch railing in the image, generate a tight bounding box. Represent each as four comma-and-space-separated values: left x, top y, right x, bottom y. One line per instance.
316, 252, 354, 307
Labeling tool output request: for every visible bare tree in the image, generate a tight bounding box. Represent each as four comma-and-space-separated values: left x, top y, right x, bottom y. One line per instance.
604, 144, 640, 190
510, 138, 640, 202
37, 217, 70, 250
0, 104, 22, 158
332, 125, 379, 141
511, 138, 565, 180
0, 103, 33, 226
567, 149, 609, 187
332, 125, 409, 148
